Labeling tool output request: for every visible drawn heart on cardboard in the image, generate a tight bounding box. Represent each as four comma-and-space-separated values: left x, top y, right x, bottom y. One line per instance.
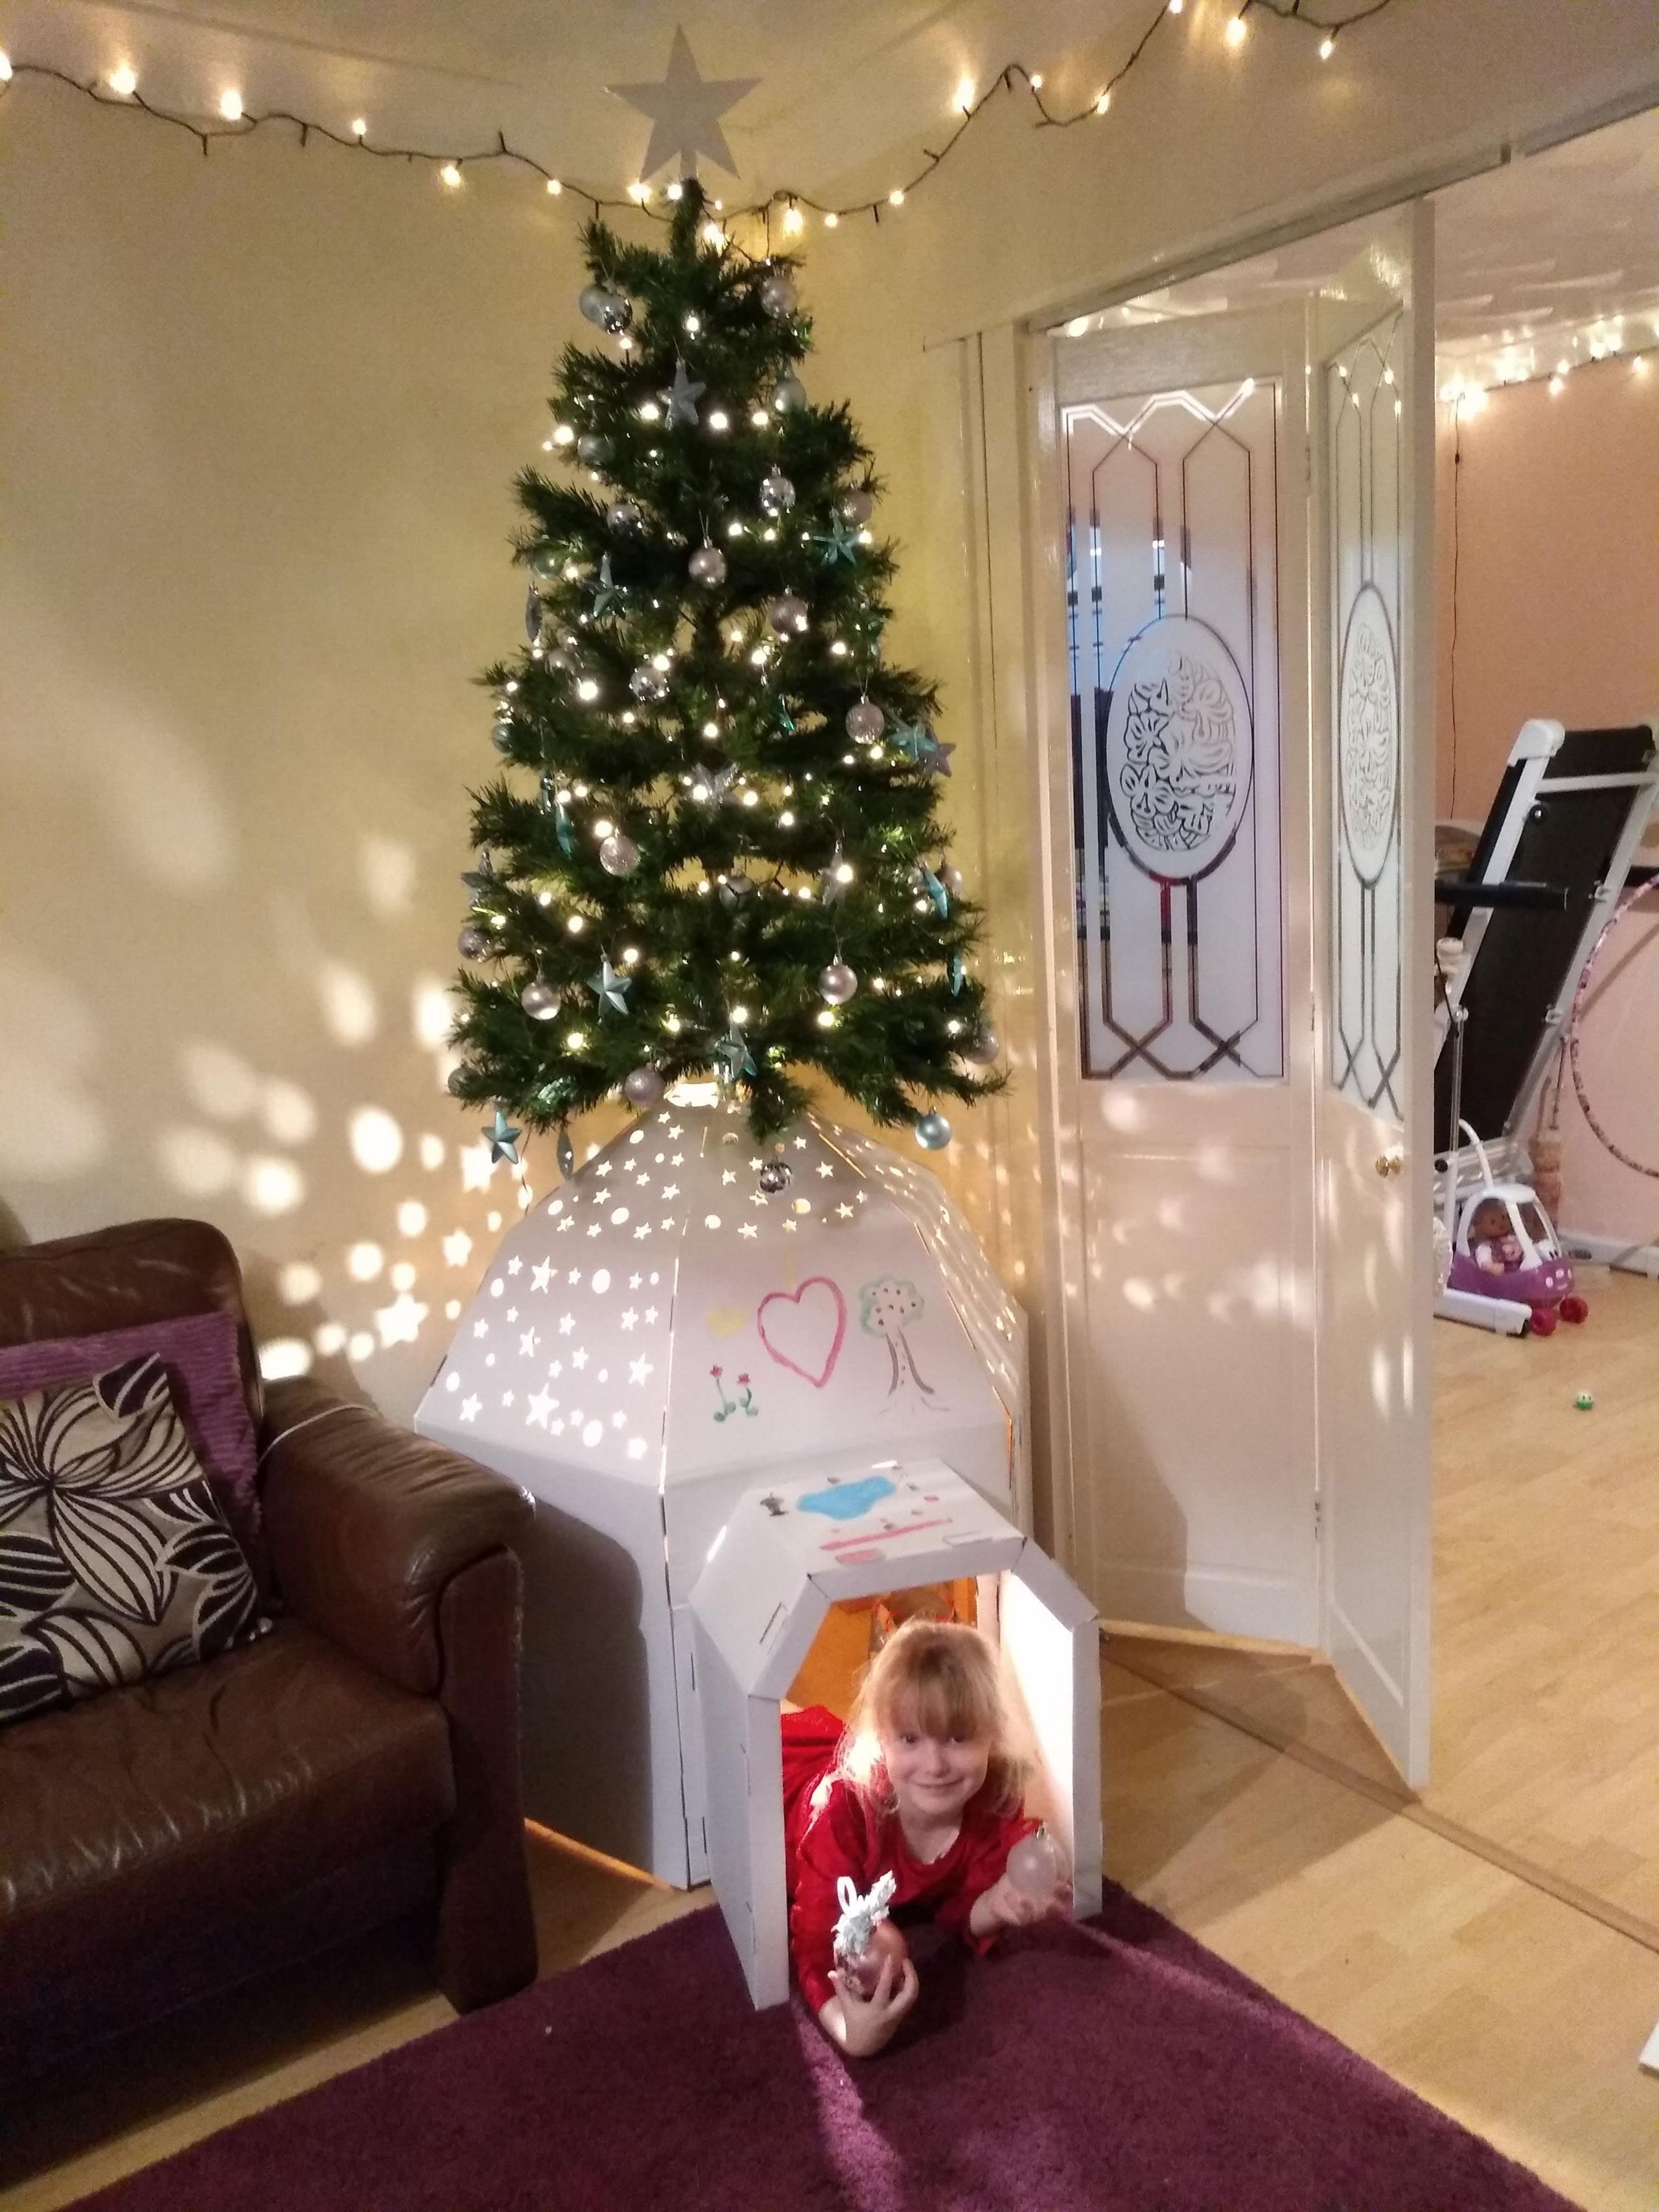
798, 1475, 896, 1522
756, 1276, 847, 1389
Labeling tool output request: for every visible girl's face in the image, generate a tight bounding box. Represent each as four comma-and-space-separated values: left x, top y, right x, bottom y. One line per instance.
879, 1715, 990, 1828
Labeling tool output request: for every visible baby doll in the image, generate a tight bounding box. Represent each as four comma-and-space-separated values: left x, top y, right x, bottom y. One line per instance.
1469, 1196, 1522, 1275
781, 1618, 1070, 2058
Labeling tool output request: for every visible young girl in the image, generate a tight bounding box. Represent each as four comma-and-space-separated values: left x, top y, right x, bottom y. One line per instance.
782, 1618, 1069, 2058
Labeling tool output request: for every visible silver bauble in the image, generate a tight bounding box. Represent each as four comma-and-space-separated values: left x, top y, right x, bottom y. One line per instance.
818, 961, 858, 1005
772, 374, 807, 414
915, 1112, 953, 1151
529, 544, 562, 581
575, 431, 612, 467
846, 699, 885, 742
579, 284, 631, 334
963, 1027, 1000, 1067
520, 979, 559, 1020
490, 719, 515, 754
841, 489, 875, 528
758, 1158, 792, 1194
767, 592, 809, 636
458, 925, 491, 960
759, 272, 798, 320
546, 644, 574, 673
759, 468, 796, 517
609, 500, 644, 533
689, 542, 727, 586
447, 1068, 469, 1096
599, 832, 640, 876
718, 871, 754, 911
623, 1065, 667, 1108
942, 863, 966, 894
557, 1126, 575, 1177
629, 661, 669, 702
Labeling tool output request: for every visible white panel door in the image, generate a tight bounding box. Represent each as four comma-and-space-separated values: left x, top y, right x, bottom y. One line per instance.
1041, 211, 1434, 1782
1052, 307, 1319, 1648
1313, 205, 1436, 1784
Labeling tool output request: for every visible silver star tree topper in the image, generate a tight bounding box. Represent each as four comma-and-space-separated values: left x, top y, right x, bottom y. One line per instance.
608, 27, 759, 181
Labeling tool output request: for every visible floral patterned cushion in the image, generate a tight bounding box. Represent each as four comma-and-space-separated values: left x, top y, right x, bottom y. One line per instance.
0, 1354, 268, 1731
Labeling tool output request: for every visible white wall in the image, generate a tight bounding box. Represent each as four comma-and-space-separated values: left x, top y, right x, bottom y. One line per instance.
3, 6, 1653, 1440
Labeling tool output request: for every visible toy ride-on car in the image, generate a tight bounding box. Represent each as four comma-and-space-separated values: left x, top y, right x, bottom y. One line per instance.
1446, 1183, 1589, 1336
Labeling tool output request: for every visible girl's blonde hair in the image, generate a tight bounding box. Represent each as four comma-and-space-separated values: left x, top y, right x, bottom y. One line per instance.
839, 1618, 1030, 1817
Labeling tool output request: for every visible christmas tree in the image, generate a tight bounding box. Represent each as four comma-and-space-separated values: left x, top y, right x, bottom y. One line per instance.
448, 179, 1002, 1153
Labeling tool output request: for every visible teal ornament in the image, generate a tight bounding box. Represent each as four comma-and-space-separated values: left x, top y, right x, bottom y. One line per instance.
890, 723, 953, 776
462, 855, 500, 900
919, 863, 950, 918
554, 797, 575, 857
662, 358, 706, 426
591, 554, 623, 620
716, 1026, 756, 1084
557, 1126, 575, 1178
948, 952, 967, 995
776, 699, 797, 735
915, 1112, 953, 1151
485, 1109, 523, 1166
524, 583, 543, 642
529, 544, 561, 582
812, 519, 860, 565
588, 957, 631, 1014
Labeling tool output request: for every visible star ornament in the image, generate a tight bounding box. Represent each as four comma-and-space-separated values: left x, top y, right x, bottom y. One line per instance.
485, 1108, 523, 1165
661, 358, 706, 426
608, 27, 759, 182
589, 956, 631, 1014
812, 519, 861, 565
891, 722, 954, 776
591, 554, 622, 619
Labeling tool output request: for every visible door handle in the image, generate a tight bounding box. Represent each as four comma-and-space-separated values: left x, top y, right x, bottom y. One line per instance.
1374, 1151, 1404, 1178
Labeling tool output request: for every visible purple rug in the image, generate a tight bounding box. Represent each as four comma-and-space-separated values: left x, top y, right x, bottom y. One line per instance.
68, 1887, 1578, 2212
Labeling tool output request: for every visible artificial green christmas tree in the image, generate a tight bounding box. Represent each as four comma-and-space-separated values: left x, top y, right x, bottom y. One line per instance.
448, 179, 1001, 1152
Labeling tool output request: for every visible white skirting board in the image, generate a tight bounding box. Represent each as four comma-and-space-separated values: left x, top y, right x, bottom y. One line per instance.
1559, 1229, 1659, 1281
1640, 2015, 1659, 2075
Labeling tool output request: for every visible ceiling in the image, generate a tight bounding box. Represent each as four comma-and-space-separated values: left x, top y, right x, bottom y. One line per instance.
1064, 104, 1659, 389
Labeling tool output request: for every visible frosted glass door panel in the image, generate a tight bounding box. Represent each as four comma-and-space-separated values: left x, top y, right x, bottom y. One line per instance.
1064, 380, 1284, 1082
1329, 314, 1404, 1113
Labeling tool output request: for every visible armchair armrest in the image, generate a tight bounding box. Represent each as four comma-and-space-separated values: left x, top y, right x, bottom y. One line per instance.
259, 1377, 533, 1697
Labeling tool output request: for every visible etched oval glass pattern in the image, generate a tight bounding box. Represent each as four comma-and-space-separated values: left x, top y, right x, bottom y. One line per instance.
1338, 581, 1398, 886
1104, 615, 1253, 883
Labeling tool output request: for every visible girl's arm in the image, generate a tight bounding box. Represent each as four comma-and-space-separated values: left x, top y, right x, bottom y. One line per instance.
937, 1809, 1045, 1949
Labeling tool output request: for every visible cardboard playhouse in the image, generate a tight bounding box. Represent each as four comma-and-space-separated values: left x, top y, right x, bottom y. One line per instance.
692, 1458, 1103, 2008
415, 1093, 1031, 1887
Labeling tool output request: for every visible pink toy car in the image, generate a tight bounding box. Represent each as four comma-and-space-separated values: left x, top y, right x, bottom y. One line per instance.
1446, 1181, 1588, 1336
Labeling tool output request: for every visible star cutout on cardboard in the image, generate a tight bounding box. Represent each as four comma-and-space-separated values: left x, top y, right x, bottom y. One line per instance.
459, 1394, 481, 1423
526, 1388, 555, 1429
661, 358, 705, 426
485, 1109, 522, 1165
607, 27, 758, 182
531, 1259, 553, 1292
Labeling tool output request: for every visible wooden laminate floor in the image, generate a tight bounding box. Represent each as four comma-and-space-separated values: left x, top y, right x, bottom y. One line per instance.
4, 1277, 1655, 2211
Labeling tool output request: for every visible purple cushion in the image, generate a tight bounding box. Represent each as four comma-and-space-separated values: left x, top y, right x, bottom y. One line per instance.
0, 1310, 264, 1575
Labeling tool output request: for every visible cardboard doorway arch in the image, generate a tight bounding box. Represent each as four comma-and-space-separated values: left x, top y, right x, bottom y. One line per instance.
691, 1459, 1102, 2010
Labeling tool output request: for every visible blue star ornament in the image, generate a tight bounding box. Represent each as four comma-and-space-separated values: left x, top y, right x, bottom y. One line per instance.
918, 863, 950, 919
949, 951, 968, 996
461, 854, 500, 900
588, 957, 631, 1014
485, 1109, 523, 1166
607, 28, 759, 182
890, 723, 954, 776
812, 518, 860, 565
662, 358, 706, 426
716, 1025, 757, 1083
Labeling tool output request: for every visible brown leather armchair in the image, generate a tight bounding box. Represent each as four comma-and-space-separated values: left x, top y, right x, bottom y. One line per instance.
0, 1218, 538, 2077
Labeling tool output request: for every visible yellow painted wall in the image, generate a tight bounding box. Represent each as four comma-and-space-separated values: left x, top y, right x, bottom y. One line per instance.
2, 9, 1652, 1430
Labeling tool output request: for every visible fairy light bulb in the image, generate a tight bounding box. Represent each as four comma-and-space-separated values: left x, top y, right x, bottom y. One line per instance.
824, 211, 840, 229
1318, 34, 1335, 58
782, 202, 804, 236
566, 914, 586, 935
666, 180, 684, 201
888, 188, 905, 207
351, 115, 367, 137
546, 177, 562, 194
730, 1005, 750, 1025
1095, 89, 1111, 114
566, 1030, 587, 1050
0, 53, 12, 79
628, 181, 651, 203
439, 161, 463, 188
110, 65, 139, 96
1225, 12, 1247, 46
219, 88, 244, 119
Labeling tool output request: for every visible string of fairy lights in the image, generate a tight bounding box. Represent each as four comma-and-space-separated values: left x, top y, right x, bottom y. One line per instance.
0, 0, 1404, 239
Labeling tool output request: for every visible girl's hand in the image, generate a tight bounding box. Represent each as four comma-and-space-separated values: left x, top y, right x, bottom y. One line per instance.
968, 1869, 1071, 1938
821, 1953, 920, 2058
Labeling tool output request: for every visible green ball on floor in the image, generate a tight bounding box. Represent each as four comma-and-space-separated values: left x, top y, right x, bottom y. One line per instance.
1573, 1390, 1594, 1410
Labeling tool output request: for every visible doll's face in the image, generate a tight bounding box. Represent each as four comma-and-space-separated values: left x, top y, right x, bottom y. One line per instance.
1470, 1200, 1513, 1246
880, 1716, 990, 1827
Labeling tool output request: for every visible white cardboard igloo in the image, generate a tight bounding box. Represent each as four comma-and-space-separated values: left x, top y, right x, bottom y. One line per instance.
692, 1458, 1102, 2008
415, 1093, 1028, 1885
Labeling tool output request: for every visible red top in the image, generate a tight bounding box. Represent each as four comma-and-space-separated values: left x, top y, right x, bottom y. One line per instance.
781, 1705, 1037, 2014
